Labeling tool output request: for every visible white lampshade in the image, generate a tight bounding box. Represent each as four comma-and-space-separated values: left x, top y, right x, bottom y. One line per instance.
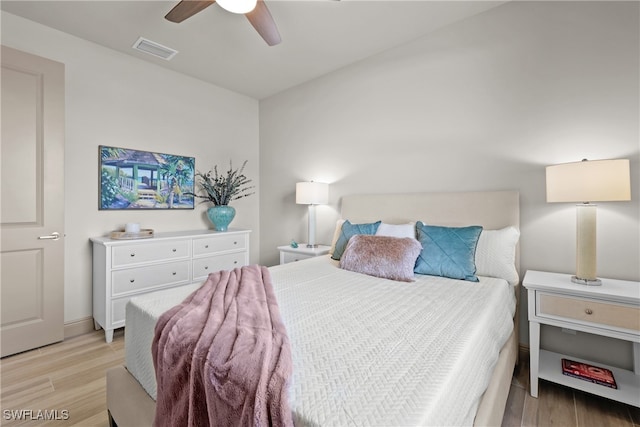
216, 0, 257, 14
296, 182, 329, 205
546, 159, 631, 203
545, 158, 631, 285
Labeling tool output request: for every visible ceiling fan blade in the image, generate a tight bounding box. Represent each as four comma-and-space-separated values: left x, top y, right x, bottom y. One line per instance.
245, 0, 281, 46
165, 1, 215, 23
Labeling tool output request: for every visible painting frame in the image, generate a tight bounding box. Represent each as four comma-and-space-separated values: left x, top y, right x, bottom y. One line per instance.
99, 145, 195, 210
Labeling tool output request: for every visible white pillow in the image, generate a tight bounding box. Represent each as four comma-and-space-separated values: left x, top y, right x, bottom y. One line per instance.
375, 222, 416, 239
329, 219, 346, 256
474, 226, 520, 285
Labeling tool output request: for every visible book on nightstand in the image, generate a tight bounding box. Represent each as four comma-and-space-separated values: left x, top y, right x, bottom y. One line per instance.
561, 359, 617, 389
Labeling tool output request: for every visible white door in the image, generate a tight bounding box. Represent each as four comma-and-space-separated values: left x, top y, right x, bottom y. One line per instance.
1, 45, 65, 357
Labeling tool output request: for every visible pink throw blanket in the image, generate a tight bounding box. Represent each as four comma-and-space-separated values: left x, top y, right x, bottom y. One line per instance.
152, 265, 293, 427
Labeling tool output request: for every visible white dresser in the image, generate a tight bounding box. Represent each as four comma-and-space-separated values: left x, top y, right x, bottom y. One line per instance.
91, 229, 251, 342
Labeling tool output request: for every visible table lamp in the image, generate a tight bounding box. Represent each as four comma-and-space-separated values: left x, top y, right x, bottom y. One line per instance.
296, 181, 329, 248
546, 158, 631, 285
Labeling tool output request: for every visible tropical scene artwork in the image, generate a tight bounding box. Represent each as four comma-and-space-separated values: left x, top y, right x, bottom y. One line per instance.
99, 145, 195, 210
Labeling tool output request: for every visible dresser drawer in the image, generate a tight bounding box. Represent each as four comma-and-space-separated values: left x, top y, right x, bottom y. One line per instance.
538, 293, 640, 332
112, 239, 189, 267
193, 253, 247, 280
92, 229, 251, 342
282, 251, 314, 264
112, 261, 190, 296
111, 283, 195, 325
193, 234, 246, 256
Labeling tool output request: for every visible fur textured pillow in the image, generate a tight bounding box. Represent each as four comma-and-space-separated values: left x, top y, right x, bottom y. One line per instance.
339, 235, 422, 282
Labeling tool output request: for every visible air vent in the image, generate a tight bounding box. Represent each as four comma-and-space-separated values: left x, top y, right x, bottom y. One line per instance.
132, 37, 178, 61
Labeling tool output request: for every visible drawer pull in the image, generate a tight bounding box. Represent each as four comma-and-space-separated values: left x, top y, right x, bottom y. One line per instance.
130, 279, 135, 283
172, 272, 177, 276
234, 261, 238, 264
172, 249, 177, 252
234, 241, 237, 245
204, 266, 209, 270
585, 308, 593, 315
130, 253, 135, 257
205, 245, 209, 248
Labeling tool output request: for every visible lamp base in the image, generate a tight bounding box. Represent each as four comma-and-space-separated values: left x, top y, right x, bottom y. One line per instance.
571, 276, 602, 286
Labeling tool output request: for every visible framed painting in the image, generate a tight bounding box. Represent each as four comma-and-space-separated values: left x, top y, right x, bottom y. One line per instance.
99, 145, 195, 210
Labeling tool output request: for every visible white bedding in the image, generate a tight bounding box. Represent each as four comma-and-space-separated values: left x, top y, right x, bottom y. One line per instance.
125, 255, 515, 426
125, 283, 201, 399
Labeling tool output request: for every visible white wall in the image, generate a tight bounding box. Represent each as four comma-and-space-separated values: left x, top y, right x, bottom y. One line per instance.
2, 12, 260, 323
3, 1, 638, 361
259, 2, 639, 354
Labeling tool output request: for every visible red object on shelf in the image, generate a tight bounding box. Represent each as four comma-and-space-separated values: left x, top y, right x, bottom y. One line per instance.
561, 358, 617, 389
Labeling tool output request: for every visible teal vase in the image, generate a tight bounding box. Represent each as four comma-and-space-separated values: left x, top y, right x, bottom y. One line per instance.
207, 205, 236, 232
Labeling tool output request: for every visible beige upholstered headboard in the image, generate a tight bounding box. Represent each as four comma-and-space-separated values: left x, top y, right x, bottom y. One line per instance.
340, 190, 520, 273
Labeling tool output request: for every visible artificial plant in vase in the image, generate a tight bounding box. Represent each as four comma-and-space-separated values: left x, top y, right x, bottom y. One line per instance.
189, 160, 255, 231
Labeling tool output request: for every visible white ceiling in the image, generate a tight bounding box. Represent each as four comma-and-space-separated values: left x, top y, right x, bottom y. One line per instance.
1, 1, 506, 99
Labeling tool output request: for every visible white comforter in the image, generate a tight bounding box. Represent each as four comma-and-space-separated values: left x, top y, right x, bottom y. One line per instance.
125, 256, 515, 426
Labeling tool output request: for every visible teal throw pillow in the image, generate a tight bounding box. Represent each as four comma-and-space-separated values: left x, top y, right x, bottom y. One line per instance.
331, 220, 381, 260
414, 222, 483, 282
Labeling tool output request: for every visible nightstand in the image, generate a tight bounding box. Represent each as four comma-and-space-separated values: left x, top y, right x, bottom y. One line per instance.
277, 244, 331, 265
523, 270, 640, 407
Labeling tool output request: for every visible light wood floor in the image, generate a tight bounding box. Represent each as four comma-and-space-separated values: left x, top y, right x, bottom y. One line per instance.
502, 354, 640, 427
1, 330, 639, 426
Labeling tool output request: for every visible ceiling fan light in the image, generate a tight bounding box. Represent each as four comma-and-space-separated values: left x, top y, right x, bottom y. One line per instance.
217, 0, 257, 14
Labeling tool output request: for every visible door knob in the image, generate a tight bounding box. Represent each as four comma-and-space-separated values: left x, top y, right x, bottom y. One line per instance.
38, 232, 61, 241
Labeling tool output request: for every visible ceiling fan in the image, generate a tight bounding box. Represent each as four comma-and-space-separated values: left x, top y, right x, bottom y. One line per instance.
165, 0, 282, 46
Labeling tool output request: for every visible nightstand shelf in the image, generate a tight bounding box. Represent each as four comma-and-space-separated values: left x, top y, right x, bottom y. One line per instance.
523, 270, 640, 407
539, 349, 640, 406
278, 244, 330, 265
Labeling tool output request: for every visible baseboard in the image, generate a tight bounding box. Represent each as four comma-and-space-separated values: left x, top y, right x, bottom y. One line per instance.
64, 316, 95, 339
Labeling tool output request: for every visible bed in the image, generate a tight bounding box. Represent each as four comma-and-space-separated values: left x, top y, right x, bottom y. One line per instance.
106, 190, 520, 426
